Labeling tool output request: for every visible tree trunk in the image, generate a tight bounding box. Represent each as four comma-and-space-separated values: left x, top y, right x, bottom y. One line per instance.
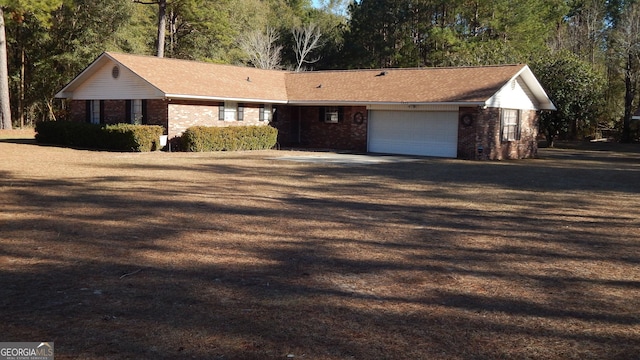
545, 130, 555, 148
19, 47, 25, 128
0, 8, 11, 130
621, 53, 635, 143
156, 0, 167, 58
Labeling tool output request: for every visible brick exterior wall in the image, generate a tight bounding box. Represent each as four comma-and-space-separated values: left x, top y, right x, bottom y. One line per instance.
68, 98, 537, 159
273, 105, 368, 152
102, 100, 126, 124
69, 99, 129, 124
146, 99, 169, 129
167, 100, 270, 138
69, 100, 85, 122
67, 99, 168, 131
458, 107, 538, 160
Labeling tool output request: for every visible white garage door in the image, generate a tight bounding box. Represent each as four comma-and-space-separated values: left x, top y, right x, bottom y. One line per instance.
368, 110, 458, 158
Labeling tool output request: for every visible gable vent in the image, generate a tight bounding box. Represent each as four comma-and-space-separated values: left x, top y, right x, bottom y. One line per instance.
112, 66, 120, 79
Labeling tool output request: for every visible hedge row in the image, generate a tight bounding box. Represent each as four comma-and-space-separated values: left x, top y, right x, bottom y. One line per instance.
182, 125, 278, 152
35, 121, 165, 152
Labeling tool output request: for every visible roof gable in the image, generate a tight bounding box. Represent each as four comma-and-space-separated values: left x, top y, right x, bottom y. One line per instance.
57, 52, 289, 103
58, 56, 163, 100
56, 52, 555, 110
105, 53, 289, 103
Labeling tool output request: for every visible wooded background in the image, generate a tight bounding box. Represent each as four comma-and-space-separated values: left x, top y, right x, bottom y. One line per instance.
0, 0, 638, 143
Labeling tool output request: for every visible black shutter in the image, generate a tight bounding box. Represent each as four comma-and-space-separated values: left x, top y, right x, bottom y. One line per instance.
338, 107, 344, 123
319, 107, 325, 122
500, 109, 504, 142
516, 110, 522, 140
142, 100, 148, 125
99, 100, 105, 124
85, 100, 91, 123
125, 100, 132, 123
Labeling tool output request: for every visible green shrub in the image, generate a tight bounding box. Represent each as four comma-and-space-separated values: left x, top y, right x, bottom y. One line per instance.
35, 121, 103, 148
103, 124, 164, 152
182, 125, 278, 152
35, 121, 165, 152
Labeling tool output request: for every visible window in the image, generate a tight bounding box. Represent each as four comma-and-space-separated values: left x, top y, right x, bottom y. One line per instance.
131, 99, 143, 125
501, 109, 520, 142
321, 107, 341, 123
259, 104, 272, 122
220, 101, 238, 121
88, 100, 101, 124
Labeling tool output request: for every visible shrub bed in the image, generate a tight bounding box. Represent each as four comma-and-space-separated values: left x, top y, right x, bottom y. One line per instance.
35, 121, 165, 152
182, 125, 278, 152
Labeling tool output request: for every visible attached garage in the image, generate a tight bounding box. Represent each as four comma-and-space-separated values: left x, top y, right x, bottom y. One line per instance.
368, 110, 459, 158
57, 53, 556, 160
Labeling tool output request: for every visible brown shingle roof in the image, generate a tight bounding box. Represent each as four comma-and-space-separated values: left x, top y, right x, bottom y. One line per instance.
60, 53, 551, 107
106, 52, 289, 102
285, 65, 526, 104
106, 53, 526, 105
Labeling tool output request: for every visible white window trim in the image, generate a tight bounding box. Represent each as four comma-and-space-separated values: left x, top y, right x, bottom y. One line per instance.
325, 107, 340, 123
224, 101, 238, 121
501, 109, 520, 142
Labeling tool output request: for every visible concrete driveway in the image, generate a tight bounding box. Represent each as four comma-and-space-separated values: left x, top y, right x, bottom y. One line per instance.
274, 152, 424, 165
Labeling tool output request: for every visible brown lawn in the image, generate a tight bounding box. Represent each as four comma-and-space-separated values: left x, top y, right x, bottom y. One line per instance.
1, 132, 639, 359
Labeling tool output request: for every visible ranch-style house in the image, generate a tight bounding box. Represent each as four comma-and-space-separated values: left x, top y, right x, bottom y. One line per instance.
55, 52, 556, 160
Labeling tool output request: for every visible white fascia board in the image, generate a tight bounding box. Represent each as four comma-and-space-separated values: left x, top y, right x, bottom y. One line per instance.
55, 53, 111, 98
55, 89, 70, 98
513, 65, 556, 110
55, 52, 166, 100
166, 94, 288, 104
288, 100, 486, 107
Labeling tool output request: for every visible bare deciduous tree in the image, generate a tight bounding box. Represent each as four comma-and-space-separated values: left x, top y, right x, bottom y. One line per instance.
292, 23, 322, 72
240, 27, 282, 70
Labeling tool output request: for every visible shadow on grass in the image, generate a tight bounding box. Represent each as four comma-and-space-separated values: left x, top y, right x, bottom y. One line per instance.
0, 138, 37, 145
1, 145, 639, 359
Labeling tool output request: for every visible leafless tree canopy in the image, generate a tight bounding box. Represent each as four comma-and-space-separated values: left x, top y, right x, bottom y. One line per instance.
240, 27, 282, 70
292, 23, 322, 72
